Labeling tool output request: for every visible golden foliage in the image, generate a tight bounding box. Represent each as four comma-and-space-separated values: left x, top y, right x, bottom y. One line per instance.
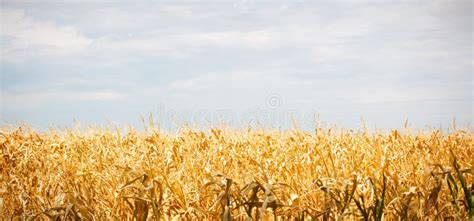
0, 126, 473, 220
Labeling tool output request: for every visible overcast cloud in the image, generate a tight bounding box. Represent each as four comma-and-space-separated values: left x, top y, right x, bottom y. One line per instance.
0, 0, 472, 130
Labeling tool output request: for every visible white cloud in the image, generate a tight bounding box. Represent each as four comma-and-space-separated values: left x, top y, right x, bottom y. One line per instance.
0, 1, 471, 128
166, 71, 267, 92
3, 90, 126, 109
92, 29, 275, 55
159, 5, 193, 17
194, 30, 273, 47
76, 91, 125, 101
1, 8, 92, 59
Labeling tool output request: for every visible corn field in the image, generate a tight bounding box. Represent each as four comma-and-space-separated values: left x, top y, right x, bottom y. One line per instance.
0, 125, 473, 220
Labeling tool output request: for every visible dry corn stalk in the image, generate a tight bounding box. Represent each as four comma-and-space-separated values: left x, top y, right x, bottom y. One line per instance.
0, 126, 472, 220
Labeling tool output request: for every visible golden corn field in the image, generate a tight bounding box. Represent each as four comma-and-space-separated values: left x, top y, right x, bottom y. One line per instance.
1, 125, 473, 220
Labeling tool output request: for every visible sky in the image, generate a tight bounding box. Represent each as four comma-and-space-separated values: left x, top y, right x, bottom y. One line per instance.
0, 0, 472, 130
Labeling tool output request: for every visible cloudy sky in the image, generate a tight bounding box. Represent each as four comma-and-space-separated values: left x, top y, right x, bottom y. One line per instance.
0, 0, 472, 130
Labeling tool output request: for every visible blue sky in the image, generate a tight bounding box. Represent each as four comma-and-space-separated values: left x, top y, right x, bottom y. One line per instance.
0, 0, 472, 130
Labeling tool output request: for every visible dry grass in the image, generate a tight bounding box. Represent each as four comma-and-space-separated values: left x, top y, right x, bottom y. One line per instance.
0, 125, 473, 220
